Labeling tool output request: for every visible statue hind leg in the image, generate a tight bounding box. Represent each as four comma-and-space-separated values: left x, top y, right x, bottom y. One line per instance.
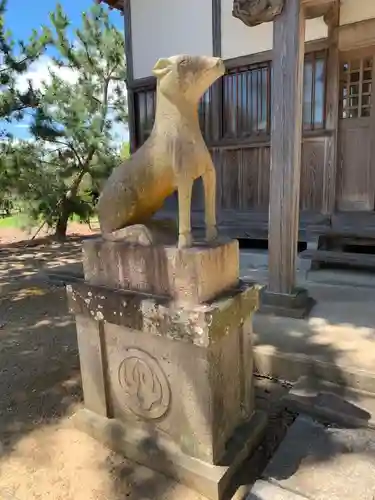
177, 178, 193, 248
202, 163, 218, 243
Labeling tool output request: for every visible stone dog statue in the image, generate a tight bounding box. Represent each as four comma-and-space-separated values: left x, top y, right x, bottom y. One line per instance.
232, 0, 284, 27
97, 55, 225, 248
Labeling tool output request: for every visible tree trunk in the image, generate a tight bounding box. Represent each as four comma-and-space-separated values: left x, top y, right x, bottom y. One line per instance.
53, 168, 87, 240
54, 198, 70, 240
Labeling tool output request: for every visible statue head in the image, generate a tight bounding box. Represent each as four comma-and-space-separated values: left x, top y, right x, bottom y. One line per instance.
152, 55, 225, 105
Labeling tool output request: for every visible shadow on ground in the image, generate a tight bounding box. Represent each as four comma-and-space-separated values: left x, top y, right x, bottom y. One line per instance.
0, 284, 82, 451
0, 236, 88, 295
239, 282, 375, 499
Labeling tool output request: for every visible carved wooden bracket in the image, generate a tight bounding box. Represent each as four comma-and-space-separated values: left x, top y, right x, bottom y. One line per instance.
232, 0, 285, 27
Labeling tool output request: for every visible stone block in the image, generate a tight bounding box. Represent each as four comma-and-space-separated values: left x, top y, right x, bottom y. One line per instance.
82, 237, 239, 305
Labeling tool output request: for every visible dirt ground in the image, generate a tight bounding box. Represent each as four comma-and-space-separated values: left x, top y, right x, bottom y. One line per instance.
0, 225, 291, 500
0, 221, 97, 247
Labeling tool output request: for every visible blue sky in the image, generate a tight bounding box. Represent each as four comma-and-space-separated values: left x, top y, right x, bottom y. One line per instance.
6, 0, 123, 48
4, 0, 127, 142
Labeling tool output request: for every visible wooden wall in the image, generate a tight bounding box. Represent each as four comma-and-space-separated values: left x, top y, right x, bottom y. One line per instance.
160, 135, 330, 240
195, 136, 327, 214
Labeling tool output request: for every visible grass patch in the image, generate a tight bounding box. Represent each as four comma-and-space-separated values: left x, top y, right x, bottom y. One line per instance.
0, 213, 99, 230
0, 214, 30, 229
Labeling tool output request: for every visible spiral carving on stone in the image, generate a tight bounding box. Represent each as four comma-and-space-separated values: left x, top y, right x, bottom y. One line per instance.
118, 348, 171, 419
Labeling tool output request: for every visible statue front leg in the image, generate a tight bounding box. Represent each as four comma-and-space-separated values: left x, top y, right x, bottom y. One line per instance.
202, 164, 218, 243
177, 178, 193, 248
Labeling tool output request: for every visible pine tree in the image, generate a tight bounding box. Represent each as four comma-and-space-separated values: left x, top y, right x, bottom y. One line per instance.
25, 3, 128, 238
0, 0, 50, 129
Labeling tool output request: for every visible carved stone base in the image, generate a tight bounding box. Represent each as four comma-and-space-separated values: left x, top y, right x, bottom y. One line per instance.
72, 408, 267, 500
67, 280, 260, 463
67, 276, 265, 499
258, 287, 316, 319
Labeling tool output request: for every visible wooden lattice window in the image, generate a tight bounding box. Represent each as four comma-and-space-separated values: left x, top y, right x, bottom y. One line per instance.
303, 50, 327, 130
199, 85, 216, 141
341, 55, 373, 119
133, 51, 328, 148
135, 88, 156, 145
222, 62, 271, 139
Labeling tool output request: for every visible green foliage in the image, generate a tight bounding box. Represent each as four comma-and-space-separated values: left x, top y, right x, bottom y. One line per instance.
1, 3, 127, 238
120, 141, 130, 159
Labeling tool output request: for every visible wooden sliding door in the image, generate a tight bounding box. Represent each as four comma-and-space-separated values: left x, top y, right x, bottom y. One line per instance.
337, 47, 375, 211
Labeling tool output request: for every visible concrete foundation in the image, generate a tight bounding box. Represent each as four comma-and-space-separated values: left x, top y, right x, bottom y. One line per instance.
253, 282, 375, 392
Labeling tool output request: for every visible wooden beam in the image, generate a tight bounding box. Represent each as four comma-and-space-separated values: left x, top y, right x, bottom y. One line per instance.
211, 0, 222, 142
129, 76, 156, 91
212, 0, 221, 57
123, 0, 137, 153
339, 18, 375, 52
124, 0, 134, 85
301, 0, 333, 8
301, 0, 335, 21
370, 45, 375, 220
268, 0, 306, 295
322, 0, 340, 214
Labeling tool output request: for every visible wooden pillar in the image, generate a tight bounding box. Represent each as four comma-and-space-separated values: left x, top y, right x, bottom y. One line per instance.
211, 0, 222, 143
123, 0, 137, 153
323, 0, 340, 215
268, 0, 306, 295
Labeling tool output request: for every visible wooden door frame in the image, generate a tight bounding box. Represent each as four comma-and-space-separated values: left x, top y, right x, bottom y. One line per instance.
370, 50, 375, 209
336, 45, 375, 211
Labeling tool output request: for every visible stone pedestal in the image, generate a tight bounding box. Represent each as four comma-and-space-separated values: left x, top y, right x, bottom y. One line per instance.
67, 237, 266, 500
82, 237, 239, 305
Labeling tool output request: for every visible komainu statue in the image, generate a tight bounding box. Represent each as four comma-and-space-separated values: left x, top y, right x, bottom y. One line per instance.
97, 55, 225, 248
232, 0, 284, 27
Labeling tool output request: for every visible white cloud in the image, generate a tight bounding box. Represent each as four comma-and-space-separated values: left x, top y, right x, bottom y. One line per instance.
13, 55, 129, 146
16, 56, 79, 93
13, 123, 30, 129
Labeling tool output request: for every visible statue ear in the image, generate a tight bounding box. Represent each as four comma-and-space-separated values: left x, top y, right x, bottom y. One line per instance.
152, 58, 172, 78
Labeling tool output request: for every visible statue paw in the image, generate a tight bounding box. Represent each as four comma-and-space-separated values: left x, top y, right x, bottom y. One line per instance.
206, 225, 218, 242
178, 232, 193, 248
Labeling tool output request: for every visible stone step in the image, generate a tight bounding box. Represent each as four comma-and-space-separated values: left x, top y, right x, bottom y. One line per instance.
249, 414, 375, 500
300, 249, 375, 268
253, 343, 375, 395
306, 268, 375, 288
283, 376, 375, 429
307, 224, 375, 239
247, 480, 309, 499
